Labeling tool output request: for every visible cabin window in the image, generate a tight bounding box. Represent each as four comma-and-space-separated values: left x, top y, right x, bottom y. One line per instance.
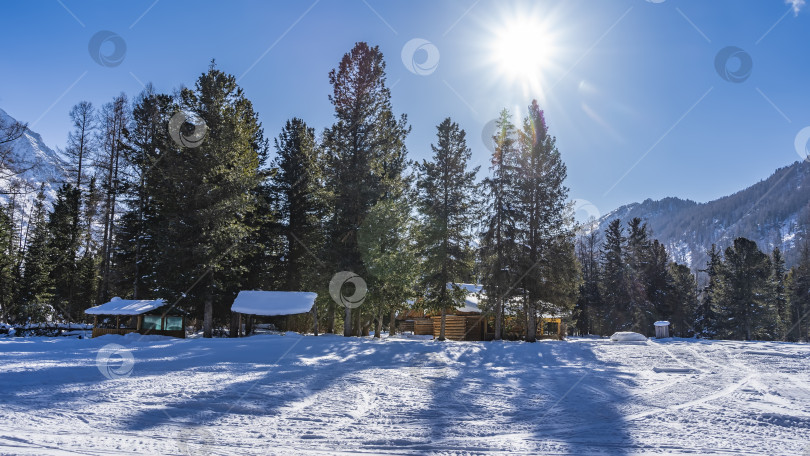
165, 316, 183, 331
143, 315, 162, 330
544, 321, 559, 335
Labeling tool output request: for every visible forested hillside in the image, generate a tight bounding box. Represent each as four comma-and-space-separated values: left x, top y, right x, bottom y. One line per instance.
596, 160, 810, 270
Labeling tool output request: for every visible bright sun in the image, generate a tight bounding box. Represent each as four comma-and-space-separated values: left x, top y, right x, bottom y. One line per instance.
489, 15, 561, 97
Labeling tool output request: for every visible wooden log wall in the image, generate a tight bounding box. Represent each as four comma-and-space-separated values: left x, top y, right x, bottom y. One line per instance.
432, 315, 467, 341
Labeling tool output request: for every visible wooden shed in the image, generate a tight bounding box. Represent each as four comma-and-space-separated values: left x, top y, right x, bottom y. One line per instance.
230, 291, 318, 336
85, 297, 186, 338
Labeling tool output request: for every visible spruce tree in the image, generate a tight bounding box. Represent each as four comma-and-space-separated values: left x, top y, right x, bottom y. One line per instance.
600, 219, 630, 332
45, 184, 81, 321
645, 239, 670, 331
270, 118, 326, 293
667, 263, 698, 337
787, 240, 810, 341
116, 85, 174, 299
716, 238, 772, 340
323, 42, 410, 337
415, 117, 478, 341
19, 188, 53, 323
624, 218, 654, 333
575, 231, 603, 335
696, 244, 721, 338
769, 247, 789, 340
96, 94, 130, 303
0, 205, 16, 323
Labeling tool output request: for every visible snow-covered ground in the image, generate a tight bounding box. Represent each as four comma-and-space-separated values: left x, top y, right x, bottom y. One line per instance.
1, 333, 808, 455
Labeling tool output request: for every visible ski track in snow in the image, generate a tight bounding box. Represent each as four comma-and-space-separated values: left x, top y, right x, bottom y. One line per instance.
0, 335, 808, 455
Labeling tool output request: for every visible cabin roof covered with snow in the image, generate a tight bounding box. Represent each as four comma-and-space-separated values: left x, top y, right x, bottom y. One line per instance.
231, 291, 317, 316
84, 297, 167, 316
448, 283, 484, 313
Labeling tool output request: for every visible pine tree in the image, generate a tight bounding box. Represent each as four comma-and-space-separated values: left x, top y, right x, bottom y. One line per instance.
323, 42, 410, 337
479, 109, 520, 340
153, 62, 265, 337
514, 101, 578, 342
415, 118, 478, 341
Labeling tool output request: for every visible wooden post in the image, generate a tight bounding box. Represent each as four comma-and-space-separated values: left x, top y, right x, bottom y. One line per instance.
137, 315, 143, 331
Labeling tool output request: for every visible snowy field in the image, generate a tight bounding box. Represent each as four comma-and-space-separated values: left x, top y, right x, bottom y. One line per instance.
1, 333, 809, 455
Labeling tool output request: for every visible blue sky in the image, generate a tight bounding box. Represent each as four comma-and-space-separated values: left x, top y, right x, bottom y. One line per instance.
1, 0, 808, 219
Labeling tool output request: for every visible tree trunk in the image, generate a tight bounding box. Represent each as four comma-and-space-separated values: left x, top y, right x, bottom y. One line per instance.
494, 298, 502, 340
327, 301, 335, 333
374, 308, 382, 338
203, 288, 213, 338
389, 308, 396, 336
438, 308, 447, 341
343, 306, 351, 337
526, 300, 537, 342
229, 312, 240, 338
312, 300, 319, 336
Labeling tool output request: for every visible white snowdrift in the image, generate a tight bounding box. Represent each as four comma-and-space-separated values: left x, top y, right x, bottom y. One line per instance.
610, 331, 647, 342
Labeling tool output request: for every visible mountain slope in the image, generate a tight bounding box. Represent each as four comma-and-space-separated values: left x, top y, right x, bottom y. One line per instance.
596, 160, 810, 270
0, 107, 66, 195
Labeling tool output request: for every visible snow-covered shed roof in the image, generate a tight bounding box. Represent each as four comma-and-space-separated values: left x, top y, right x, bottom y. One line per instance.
85, 297, 167, 316
448, 283, 484, 313
231, 291, 317, 316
